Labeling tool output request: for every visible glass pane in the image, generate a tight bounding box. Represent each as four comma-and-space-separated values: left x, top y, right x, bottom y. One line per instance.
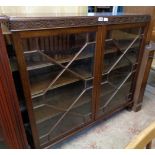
105, 28, 143, 56
99, 77, 133, 116
108, 58, 133, 87
38, 87, 92, 144
22, 31, 96, 145
69, 40, 95, 79
99, 27, 143, 117
103, 51, 122, 73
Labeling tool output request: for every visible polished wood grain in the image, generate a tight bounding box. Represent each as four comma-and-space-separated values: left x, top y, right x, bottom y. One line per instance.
8, 13, 150, 31
137, 49, 154, 104
107, 23, 147, 30
0, 28, 28, 148
132, 23, 150, 111
92, 25, 106, 119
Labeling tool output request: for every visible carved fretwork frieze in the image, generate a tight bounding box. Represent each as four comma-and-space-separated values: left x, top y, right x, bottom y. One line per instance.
7, 15, 150, 31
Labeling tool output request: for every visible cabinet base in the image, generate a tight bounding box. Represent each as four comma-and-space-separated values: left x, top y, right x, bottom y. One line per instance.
132, 104, 142, 112
125, 105, 133, 111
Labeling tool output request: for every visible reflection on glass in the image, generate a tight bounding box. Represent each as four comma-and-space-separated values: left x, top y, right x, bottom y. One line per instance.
99, 77, 132, 116
22, 31, 96, 145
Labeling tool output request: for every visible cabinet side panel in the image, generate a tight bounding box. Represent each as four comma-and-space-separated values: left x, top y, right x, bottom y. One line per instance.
0, 29, 28, 148
12, 32, 40, 148
132, 23, 150, 111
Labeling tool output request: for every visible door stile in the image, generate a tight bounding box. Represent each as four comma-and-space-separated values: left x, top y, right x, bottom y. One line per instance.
92, 25, 107, 120
12, 32, 40, 148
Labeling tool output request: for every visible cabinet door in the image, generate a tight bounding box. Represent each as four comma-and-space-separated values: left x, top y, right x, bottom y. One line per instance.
13, 27, 97, 147
97, 25, 144, 117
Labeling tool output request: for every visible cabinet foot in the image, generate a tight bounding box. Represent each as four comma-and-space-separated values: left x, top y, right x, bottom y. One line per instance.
132, 104, 142, 112
125, 105, 133, 111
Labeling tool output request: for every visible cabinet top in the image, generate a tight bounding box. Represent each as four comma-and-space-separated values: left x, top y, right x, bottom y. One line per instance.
0, 13, 151, 32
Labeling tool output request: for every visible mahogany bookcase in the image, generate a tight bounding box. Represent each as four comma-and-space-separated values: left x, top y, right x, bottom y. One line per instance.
0, 13, 151, 148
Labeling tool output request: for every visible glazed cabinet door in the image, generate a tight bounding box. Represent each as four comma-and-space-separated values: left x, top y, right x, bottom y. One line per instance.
97, 24, 145, 117
13, 27, 97, 148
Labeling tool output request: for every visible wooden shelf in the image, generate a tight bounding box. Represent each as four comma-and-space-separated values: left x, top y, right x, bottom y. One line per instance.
33, 69, 131, 126
103, 45, 138, 74
70, 66, 92, 79
25, 47, 94, 71
55, 50, 94, 65
25, 50, 53, 71
103, 59, 133, 74
105, 39, 140, 54
31, 71, 81, 98
30, 57, 93, 98
11, 40, 137, 73
34, 105, 61, 124
47, 87, 91, 110
23, 39, 138, 75
27, 62, 52, 71
24, 50, 39, 54
32, 81, 83, 107
33, 83, 92, 124
70, 58, 93, 79
35, 101, 91, 125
